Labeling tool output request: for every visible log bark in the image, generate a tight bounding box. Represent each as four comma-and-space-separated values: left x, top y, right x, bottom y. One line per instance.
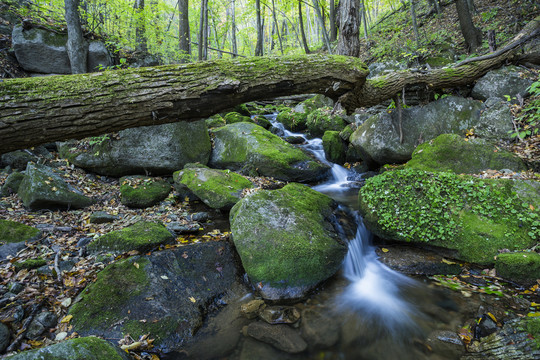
0, 55, 368, 154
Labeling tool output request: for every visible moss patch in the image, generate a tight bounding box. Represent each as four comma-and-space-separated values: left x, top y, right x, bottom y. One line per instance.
13, 257, 47, 271
87, 221, 174, 254
119, 175, 171, 208
0, 219, 41, 244
276, 108, 308, 132
495, 252, 540, 284
322, 131, 347, 164
224, 112, 253, 124
359, 169, 539, 264
306, 108, 347, 138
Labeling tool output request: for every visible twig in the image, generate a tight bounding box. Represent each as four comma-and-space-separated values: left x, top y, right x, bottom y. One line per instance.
54, 250, 62, 283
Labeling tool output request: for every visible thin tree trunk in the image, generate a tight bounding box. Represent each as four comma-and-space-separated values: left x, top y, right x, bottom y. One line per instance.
271, 0, 284, 55
299, 0, 311, 54
255, 0, 263, 55
329, 0, 337, 42
361, 0, 369, 39
134, 0, 148, 54
178, 0, 190, 62
409, 0, 420, 48
231, 0, 237, 57
198, 0, 208, 60
64, 0, 88, 74
456, 0, 482, 53
312, 0, 333, 54
336, 0, 360, 57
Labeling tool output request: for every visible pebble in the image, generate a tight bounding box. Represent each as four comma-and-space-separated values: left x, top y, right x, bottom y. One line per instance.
55, 332, 68, 341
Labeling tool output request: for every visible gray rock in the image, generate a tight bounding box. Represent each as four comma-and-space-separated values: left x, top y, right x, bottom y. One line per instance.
300, 307, 340, 349
87, 41, 113, 72
1, 171, 25, 197
1, 150, 38, 171
26, 311, 57, 340
476, 98, 514, 140
17, 164, 93, 210
0, 322, 9, 353
471, 66, 533, 101
89, 211, 118, 224
376, 245, 462, 275
0, 220, 41, 261
246, 321, 307, 353
240, 337, 297, 360
368, 61, 406, 78
58, 120, 211, 177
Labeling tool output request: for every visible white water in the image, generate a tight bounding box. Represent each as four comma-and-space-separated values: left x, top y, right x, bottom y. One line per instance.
268, 113, 422, 336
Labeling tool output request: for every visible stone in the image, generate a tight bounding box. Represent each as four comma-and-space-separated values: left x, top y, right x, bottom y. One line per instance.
17, 164, 93, 210
87, 221, 175, 254
322, 131, 347, 165
471, 66, 533, 101
239, 338, 296, 360
4, 336, 129, 360
69, 241, 238, 352
246, 321, 307, 353
495, 252, 540, 285
0, 220, 41, 261
224, 112, 253, 124
404, 134, 527, 174
359, 169, 540, 264
0, 322, 10, 353
89, 211, 118, 224
230, 183, 349, 300
26, 311, 57, 340
300, 307, 340, 349
119, 175, 171, 208
476, 98, 514, 140
58, 120, 211, 177
259, 306, 301, 325
306, 108, 347, 138
1, 171, 25, 197
173, 163, 253, 210
276, 108, 308, 132
241, 299, 265, 319
376, 245, 462, 275
210, 122, 330, 182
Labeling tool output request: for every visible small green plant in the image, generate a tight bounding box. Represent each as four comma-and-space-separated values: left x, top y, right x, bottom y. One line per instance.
88, 134, 110, 147
481, 9, 498, 22
508, 80, 540, 140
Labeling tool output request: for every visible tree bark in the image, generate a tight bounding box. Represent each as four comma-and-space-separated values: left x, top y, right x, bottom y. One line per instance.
312, 0, 333, 54
178, 0, 191, 62
255, 0, 264, 56
0, 55, 368, 154
456, 0, 482, 53
134, 0, 148, 55
64, 0, 88, 74
298, 0, 311, 54
329, 0, 337, 42
198, 0, 208, 60
231, 0, 237, 57
336, 0, 360, 57
409, 0, 420, 48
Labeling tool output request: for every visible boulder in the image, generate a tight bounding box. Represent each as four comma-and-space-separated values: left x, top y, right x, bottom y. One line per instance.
173, 163, 253, 210
349, 96, 484, 167
476, 98, 514, 140
0, 322, 9, 353
87, 221, 175, 254
4, 336, 129, 360
69, 241, 238, 352
322, 131, 347, 165
0, 219, 41, 261
224, 112, 252, 124
210, 122, 329, 182
17, 164, 93, 210
404, 134, 527, 174
58, 120, 211, 177
246, 321, 307, 353
276, 108, 308, 132
1, 171, 25, 197
358, 169, 539, 264
471, 66, 533, 101
11, 25, 112, 74
495, 252, 540, 285
119, 175, 171, 208
230, 183, 349, 300
306, 108, 347, 138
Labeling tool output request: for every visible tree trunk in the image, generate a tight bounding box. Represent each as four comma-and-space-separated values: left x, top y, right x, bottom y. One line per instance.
329, 0, 337, 42
312, 0, 333, 54
409, 0, 420, 48
456, 0, 482, 53
134, 0, 148, 55
361, 0, 369, 39
255, 0, 264, 56
336, 0, 360, 57
231, 0, 237, 57
0, 55, 368, 154
298, 0, 311, 54
64, 0, 88, 74
271, 0, 284, 55
178, 0, 190, 62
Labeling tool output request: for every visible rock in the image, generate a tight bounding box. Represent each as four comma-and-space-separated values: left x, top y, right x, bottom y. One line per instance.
284, 136, 305, 145
188, 212, 209, 222
246, 321, 307, 353
17, 164, 93, 210
0, 220, 41, 261
58, 120, 211, 177
1, 149, 41, 171
26, 311, 57, 340
69, 241, 238, 352
87, 221, 175, 254
224, 112, 253, 124
241, 299, 265, 319
259, 306, 301, 325
276, 108, 308, 132
205, 114, 226, 128
166, 222, 200, 235
476, 98, 514, 140
13, 257, 47, 272
495, 252, 540, 285
119, 175, 171, 208
322, 131, 347, 165
471, 66, 533, 101
210, 122, 330, 182
11, 25, 112, 74
173, 163, 253, 210
359, 169, 539, 264
240, 337, 297, 360
300, 307, 340, 349
0, 322, 10, 353
252, 115, 272, 129
404, 134, 527, 174
4, 336, 129, 360
376, 245, 462, 275
425, 330, 464, 359
306, 108, 347, 138
367, 61, 406, 78
89, 211, 118, 224
230, 183, 349, 300
1, 171, 25, 197
349, 96, 484, 167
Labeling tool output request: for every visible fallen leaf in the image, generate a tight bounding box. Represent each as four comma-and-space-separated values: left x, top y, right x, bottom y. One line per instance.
61, 315, 73, 323
381, 248, 389, 253
189, 296, 196, 303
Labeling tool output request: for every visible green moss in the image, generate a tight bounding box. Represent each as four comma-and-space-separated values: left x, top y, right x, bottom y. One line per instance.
123, 316, 179, 344
224, 112, 253, 124
527, 318, 540, 349
205, 114, 226, 128
368, 76, 388, 88
0, 219, 40, 244
119, 175, 171, 208
306, 108, 347, 137
87, 221, 174, 253
495, 252, 540, 283
359, 169, 539, 264
276, 108, 308, 132
14, 257, 47, 271
251, 115, 272, 129
322, 131, 347, 164
69, 257, 150, 331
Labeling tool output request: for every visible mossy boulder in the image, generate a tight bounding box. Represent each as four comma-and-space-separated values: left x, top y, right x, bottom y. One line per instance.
87, 221, 175, 254
58, 120, 211, 177
17, 164, 93, 210
1, 171, 25, 197
495, 252, 540, 285
230, 183, 349, 300
233, 103, 253, 116
295, 94, 334, 114
224, 112, 253, 124
119, 175, 171, 208
5, 336, 129, 360
69, 241, 239, 352
322, 131, 347, 165
0, 219, 41, 245
405, 134, 527, 174
306, 108, 347, 138
210, 122, 329, 182
173, 163, 253, 210
252, 115, 272, 129
358, 169, 540, 264
13, 257, 47, 272
205, 114, 226, 128
276, 108, 308, 132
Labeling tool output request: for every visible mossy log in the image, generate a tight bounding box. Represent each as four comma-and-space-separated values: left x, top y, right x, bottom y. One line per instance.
0, 55, 368, 154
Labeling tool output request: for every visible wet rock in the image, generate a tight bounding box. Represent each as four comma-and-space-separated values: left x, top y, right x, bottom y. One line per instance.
473, 314, 498, 339
89, 211, 118, 224
246, 321, 307, 353
0, 322, 10, 353
495, 252, 540, 286
300, 307, 340, 349
376, 245, 462, 275
241, 299, 265, 319
8, 282, 24, 294
119, 175, 171, 208
1, 147, 50, 171
239, 337, 298, 360
284, 136, 305, 145
259, 306, 301, 325
26, 311, 57, 340
188, 212, 210, 223
166, 222, 200, 235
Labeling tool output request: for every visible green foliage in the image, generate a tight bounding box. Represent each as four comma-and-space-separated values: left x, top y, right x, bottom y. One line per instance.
481, 8, 498, 22
508, 80, 540, 140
